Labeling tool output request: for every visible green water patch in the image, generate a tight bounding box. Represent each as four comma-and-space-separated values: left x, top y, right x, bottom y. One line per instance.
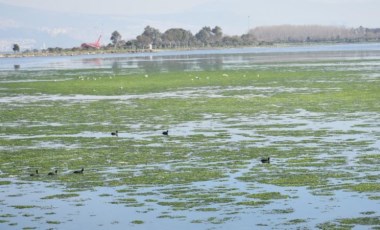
1, 70, 308, 95
236, 200, 270, 207
0, 181, 11, 185
131, 220, 144, 224
190, 216, 233, 225
11, 205, 38, 209
110, 198, 144, 207
1, 59, 380, 229
157, 214, 187, 219
285, 219, 308, 225
46, 220, 61, 224
344, 183, 380, 193
286, 156, 347, 168
238, 164, 354, 189
156, 186, 241, 212
41, 193, 80, 199
318, 216, 380, 229
268, 208, 294, 214
356, 153, 380, 165
259, 173, 324, 187
246, 192, 289, 200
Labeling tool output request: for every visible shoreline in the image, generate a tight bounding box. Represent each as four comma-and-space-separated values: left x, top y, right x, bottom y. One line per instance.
0, 49, 156, 59
1, 42, 380, 59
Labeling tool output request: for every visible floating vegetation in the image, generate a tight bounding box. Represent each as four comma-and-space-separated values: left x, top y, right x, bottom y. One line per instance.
318, 216, 380, 229
0, 181, 11, 185
236, 200, 270, 206
110, 198, 144, 207
41, 193, 80, 199
11, 205, 37, 209
285, 219, 308, 225
269, 208, 294, 214
246, 192, 289, 200
131, 220, 144, 224
46, 220, 61, 224
344, 183, 380, 193
157, 215, 186, 219
1, 48, 379, 229
0, 214, 16, 218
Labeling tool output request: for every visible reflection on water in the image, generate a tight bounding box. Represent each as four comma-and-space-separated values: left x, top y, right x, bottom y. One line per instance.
82, 58, 102, 67
1, 43, 380, 74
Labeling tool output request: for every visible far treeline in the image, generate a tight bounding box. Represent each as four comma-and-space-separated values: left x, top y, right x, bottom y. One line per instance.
11, 25, 380, 54
107, 25, 380, 50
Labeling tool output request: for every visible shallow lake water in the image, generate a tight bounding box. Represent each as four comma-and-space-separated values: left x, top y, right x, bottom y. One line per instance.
1, 177, 379, 230
1, 44, 380, 229
1, 42, 380, 73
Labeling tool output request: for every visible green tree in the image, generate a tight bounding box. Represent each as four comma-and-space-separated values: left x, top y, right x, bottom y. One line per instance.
136, 35, 151, 49
124, 40, 136, 50
241, 33, 256, 45
110, 31, 122, 48
142, 26, 162, 48
195, 27, 213, 46
162, 28, 194, 48
211, 26, 223, 45
222, 35, 242, 46
212, 26, 223, 37
12, 44, 20, 53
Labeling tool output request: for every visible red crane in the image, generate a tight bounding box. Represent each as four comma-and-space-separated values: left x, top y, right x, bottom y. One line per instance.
81, 35, 102, 49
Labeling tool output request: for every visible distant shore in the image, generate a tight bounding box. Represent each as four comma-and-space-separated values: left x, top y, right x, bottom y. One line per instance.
0, 42, 336, 59
1, 41, 380, 59
0, 49, 156, 59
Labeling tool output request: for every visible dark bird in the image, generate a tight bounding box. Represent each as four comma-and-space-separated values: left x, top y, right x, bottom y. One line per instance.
30, 169, 39, 176
260, 157, 270, 164
73, 168, 84, 174
111, 130, 118, 137
48, 170, 57, 176
162, 130, 169, 136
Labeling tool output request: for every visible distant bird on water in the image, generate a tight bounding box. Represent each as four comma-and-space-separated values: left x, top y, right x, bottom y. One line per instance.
260, 157, 270, 164
162, 130, 169, 136
30, 169, 39, 176
73, 168, 84, 174
111, 130, 118, 137
48, 170, 57, 176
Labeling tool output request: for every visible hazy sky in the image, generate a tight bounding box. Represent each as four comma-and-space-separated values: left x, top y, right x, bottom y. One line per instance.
0, 0, 379, 50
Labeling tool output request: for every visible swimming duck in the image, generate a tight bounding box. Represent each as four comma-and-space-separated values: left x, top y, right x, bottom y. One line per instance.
162, 130, 169, 136
111, 130, 118, 137
260, 157, 270, 164
73, 168, 84, 174
48, 170, 57, 176
30, 169, 39, 176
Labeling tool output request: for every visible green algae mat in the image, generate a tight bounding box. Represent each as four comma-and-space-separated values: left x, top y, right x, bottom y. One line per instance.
0, 51, 379, 229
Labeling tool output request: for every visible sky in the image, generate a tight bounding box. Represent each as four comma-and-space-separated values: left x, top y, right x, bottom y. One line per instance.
0, 0, 379, 51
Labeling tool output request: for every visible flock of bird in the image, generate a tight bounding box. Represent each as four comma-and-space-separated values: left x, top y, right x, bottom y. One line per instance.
112, 129, 270, 163
28, 129, 169, 177
30, 168, 84, 177
30, 129, 270, 176
111, 130, 169, 137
